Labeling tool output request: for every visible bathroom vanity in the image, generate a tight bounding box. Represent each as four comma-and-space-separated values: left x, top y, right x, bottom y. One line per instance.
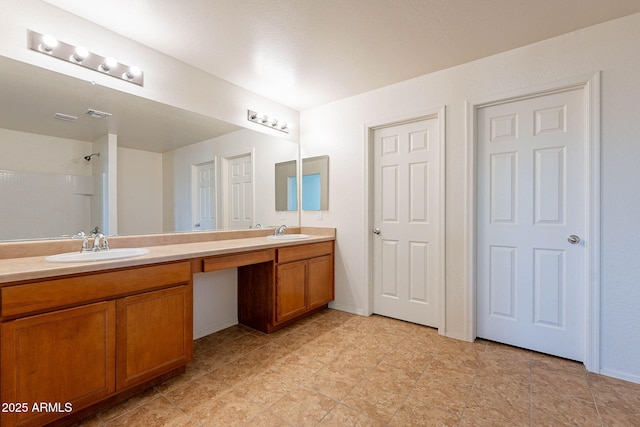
0, 228, 334, 426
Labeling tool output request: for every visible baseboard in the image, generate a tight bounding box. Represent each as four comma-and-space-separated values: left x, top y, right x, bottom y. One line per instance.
328, 301, 365, 316
599, 368, 640, 385
193, 318, 238, 340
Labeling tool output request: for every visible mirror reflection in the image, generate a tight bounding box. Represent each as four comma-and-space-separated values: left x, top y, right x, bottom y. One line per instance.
274, 160, 298, 211
302, 155, 329, 211
0, 56, 299, 241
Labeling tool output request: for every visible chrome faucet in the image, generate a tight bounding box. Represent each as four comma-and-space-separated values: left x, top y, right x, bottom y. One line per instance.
73, 231, 92, 252
92, 233, 109, 252
275, 224, 288, 237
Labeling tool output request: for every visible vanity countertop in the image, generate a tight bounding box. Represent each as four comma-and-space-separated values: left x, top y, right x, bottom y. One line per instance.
0, 228, 335, 285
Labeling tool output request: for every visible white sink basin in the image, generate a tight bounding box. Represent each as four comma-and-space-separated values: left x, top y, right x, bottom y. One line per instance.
45, 248, 149, 263
266, 234, 311, 240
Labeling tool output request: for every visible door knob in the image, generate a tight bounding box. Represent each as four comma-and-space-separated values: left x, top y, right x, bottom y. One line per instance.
372, 228, 381, 235
567, 235, 580, 244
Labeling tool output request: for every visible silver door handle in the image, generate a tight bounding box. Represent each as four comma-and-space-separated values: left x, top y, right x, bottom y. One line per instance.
372, 228, 381, 235
567, 235, 580, 244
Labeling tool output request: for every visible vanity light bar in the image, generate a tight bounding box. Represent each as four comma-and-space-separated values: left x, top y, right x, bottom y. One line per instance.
247, 110, 289, 134
28, 30, 144, 86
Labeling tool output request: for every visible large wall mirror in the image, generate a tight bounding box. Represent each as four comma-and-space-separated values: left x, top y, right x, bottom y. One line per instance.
0, 56, 299, 242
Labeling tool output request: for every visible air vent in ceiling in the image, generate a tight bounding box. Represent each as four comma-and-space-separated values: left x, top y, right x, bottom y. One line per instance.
53, 113, 78, 122
85, 109, 112, 119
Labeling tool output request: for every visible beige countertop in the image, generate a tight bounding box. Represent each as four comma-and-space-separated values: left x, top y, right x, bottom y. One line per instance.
0, 229, 335, 285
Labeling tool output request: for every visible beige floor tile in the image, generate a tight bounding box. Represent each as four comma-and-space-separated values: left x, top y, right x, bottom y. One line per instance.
154, 364, 207, 394
531, 369, 593, 401
206, 355, 265, 386
367, 359, 422, 392
341, 378, 410, 423
420, 364, 477, 388
588, 371, 640, 411
410, 377, 471, 414
294, 336, 345, 364
597, 404, 640, 427
234, 370, 296, 406
188, 389, 264, 426
389, 394, 461, 427
531, 393, 601, 426
318, 403, 385, 426
269, 351, 326, 382
164, 372, 232, 414
246, 409, 293, 427
531, 352, 586, 376
463, 393, 530, 427
99, 387, 159, 422
305, 364, 362, 401
188, 346, 240, 373
269, 386, 337, 426
104, 396, 194, 427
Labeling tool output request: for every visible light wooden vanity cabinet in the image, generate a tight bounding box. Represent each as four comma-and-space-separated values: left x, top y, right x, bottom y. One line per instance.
275, 241, 335, 325
116, 285, 192, 390
1, 301, 116, 427
238, 241, 334, 333
0, 261, 192, 427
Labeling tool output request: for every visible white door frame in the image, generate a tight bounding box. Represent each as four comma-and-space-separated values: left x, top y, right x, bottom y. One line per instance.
220, 149, 255, 229
364, 107, 446, 334
465, 73, 601, 372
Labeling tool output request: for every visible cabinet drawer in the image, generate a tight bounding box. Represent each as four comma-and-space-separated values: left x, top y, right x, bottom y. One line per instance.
203, 249, 274, 272
1, 261, 191, 319
277, 241, 333, 264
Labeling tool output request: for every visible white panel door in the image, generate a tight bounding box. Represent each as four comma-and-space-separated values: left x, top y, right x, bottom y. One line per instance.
227, 154, 253, 229
372, 118, 441, 327
477, 88, 585, 361
193, 161, 216, 231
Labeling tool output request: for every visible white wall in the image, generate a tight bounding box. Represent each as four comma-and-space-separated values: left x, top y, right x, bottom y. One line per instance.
300, 13, 640, 383
193, 269, 238, 339
118, 147, 163, 235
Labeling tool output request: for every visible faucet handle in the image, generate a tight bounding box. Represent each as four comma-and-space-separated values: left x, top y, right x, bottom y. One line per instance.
101, 235, 110, 251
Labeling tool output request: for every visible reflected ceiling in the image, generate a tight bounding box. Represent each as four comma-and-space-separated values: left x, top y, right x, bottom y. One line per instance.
0, 56, 241, 152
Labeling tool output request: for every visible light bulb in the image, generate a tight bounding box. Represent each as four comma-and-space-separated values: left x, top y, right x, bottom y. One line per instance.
70, 46, 89, 63
100, 56, 118, 72
40, 34, 58, 53
123, 65, 141, 80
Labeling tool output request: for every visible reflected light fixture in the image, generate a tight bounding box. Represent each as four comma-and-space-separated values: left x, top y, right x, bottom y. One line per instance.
247, 110, 289, 133
28, 30, 144, 86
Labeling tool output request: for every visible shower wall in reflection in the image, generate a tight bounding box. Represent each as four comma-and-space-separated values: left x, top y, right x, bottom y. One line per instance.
0, 169, 94, 240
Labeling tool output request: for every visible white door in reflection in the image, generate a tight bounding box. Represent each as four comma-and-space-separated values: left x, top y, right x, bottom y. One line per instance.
226, 153, 253, 229
193, 161, 216, 231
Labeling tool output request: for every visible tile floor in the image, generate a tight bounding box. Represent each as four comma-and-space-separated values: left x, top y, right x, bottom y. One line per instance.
77, 309, 640, 426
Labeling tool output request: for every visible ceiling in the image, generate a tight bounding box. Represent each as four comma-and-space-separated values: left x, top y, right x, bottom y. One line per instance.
41, 0, 640, 111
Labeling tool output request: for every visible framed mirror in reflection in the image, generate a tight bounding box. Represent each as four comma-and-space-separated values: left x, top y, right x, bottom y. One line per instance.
0, 56, 300, 242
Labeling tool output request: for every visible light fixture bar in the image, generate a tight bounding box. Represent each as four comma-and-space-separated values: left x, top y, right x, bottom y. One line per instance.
247, 110, 289, 133
28, 30, 144, 86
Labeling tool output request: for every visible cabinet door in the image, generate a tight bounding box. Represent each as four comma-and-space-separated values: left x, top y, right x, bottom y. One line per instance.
1, 301, 116, 427
308, 254, 335, 310
116, 285, 193, 391
275, 260, 307, 324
